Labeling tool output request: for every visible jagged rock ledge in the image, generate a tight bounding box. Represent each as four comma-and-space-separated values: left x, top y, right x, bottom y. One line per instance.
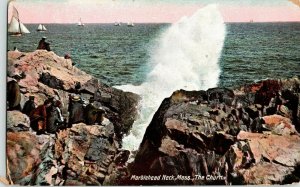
123, 77, 300, 185
7, 50, 140, 137
7, 50, 300, 185
7, 50, 140, 185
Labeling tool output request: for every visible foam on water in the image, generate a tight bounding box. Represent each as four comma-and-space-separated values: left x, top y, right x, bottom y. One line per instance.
116, 4, 226, 152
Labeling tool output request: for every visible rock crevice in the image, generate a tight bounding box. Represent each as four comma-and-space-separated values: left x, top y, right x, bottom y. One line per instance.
126, 78, 300, 185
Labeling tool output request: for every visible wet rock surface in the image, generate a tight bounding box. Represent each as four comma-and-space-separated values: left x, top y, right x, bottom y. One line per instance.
6, 50, 139, 185
6, 50, 300, 185
126, 77, 300, 185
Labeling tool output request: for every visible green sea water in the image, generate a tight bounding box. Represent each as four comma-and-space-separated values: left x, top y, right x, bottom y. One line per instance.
8, 23, 300, 88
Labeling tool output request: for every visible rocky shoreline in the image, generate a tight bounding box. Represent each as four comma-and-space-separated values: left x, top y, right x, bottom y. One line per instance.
7, 50, 139, 185
125, 78, 300, 185
6, 50, 300, 185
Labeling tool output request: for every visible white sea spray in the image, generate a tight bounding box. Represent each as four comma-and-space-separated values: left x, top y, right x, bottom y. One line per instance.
116, 4, 226, 152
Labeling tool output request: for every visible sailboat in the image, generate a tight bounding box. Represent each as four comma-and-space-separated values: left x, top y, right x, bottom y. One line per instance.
114, 22, 121, 26
127, 22, 134, 27
37, 24, 47, 32
8, 6, 30, 36
77, 18, 84, 26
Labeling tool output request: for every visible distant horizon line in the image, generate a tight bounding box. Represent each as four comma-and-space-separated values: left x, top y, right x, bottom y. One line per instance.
13, 21, 300, 24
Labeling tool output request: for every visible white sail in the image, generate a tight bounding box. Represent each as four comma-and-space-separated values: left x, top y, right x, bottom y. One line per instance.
114, 22, 121, 26
8, 6, 30, 34
37, 24, 43, 30
20, 22, 30, 33
8, 17, 20, 33
77, 18, 84, 26
127, 22, 134, 27
12, 6, 19, 20
37, 24, 47, 31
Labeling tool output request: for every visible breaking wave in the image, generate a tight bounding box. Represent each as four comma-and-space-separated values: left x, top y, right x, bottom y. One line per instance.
116, 4, 226, 152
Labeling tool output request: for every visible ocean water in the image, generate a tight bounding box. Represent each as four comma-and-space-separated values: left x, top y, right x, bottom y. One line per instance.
117, 5, 226, 151
8, 23, 165, 86
220, 22, 300, 87
8, 22, 300, 88
8, 6, 300, 151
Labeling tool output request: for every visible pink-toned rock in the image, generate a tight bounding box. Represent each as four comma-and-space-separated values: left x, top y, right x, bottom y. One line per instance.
262, 115, 298, 135
54, 123, 117, 185
159, 137, 181, 157
237, 131, 300, 166
226, 131, 300, 184
165, 118, 189, 134
7, 50, 92, 92
7, 132, 42, 184
42, 66, 91, 91
7, 50, 24, 60
240, 162, 293, 184
263, 114, 292, 126
7, 111, 30, 132
6, 50, 140, 185
7, 50, 94, 115
7, 50, 139, 139
19, 73, 39, 88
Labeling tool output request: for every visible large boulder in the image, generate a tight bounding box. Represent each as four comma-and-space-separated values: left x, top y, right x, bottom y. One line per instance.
7, 50, 140, 138
7, 50, 90, 111
262, 115, 298, 135
7, 111, 30, 132
127, 90, 237, 185
6, 132, 51, 185
54, 123, 118, 185
6, 50, 140, 185
126, 82, 300, 185
227, 131, 300, 184
7, 122, 126, 186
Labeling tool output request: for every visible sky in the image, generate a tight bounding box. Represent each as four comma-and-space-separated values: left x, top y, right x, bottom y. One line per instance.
7, 0, 300, 23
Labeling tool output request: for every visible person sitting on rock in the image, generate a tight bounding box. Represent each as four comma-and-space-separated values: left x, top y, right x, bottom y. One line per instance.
7, 79, 22, 111
68, 95, 85, 127
74, 82, 81, 94
22, 96, 36, 116
84, 97, 105, 125
29, 99, 52, 135
37, 36, 51, 51
46, 100, 65, 134
64, 53, 71, 59
55, 100, 65, 125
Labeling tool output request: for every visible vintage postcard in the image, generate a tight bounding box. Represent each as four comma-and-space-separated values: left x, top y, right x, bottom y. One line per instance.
5, 0, 300, 185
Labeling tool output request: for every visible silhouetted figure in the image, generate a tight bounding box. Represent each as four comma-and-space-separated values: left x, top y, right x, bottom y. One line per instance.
74, 82, 81, 94
46, 101, 65, 134
84, 97, 105, 125
37, 36, 51, 51
64, 53, 71, 59
22, 96, 36, 115
68, 95, 84, 127
55, 100, 64, 125
29, 99, 52, 135
7, 80, 21, 111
